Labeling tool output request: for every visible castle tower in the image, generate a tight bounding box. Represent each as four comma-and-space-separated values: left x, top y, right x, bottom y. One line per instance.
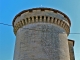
12, 7, 75, 60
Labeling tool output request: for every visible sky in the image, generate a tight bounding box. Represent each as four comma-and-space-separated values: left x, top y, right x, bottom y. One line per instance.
0, 0, 80, 60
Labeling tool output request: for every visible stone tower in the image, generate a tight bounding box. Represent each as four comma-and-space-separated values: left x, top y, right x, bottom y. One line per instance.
12, 7, 75, 60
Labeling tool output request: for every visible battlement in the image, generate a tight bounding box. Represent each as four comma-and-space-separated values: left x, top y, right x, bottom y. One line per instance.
12, 7, 71, 35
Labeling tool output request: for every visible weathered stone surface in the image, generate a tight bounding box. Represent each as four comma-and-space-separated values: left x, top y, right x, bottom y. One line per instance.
13, 23, 70, 60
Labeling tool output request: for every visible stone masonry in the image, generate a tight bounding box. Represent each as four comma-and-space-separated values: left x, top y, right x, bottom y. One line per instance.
12, 7, 75, 60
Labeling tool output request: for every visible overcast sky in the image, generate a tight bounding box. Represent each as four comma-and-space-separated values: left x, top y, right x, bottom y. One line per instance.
0, 0, 80, 60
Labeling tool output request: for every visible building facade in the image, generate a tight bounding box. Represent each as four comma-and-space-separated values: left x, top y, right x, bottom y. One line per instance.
12, 7, 75, 60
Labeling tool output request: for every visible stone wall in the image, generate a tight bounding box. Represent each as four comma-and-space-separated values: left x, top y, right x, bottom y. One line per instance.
13, 23, 70, 60
68, 39, 75, 60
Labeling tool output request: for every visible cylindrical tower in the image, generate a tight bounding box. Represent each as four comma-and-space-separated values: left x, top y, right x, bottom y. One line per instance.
13, 7, 71, 60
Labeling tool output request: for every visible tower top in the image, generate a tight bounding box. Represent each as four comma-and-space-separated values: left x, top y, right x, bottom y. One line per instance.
12, 7, 71, 35
13, 7, 71, 26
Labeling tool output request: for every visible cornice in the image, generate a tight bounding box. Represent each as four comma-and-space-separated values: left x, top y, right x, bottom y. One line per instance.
13, 16, 70, 35
12, 7, 71, 26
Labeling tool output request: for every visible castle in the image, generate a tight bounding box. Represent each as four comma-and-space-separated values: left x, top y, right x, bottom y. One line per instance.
12, 7, 75, 60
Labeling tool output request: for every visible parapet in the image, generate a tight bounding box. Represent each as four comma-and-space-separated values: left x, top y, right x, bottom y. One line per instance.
12, 7, 71, 35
